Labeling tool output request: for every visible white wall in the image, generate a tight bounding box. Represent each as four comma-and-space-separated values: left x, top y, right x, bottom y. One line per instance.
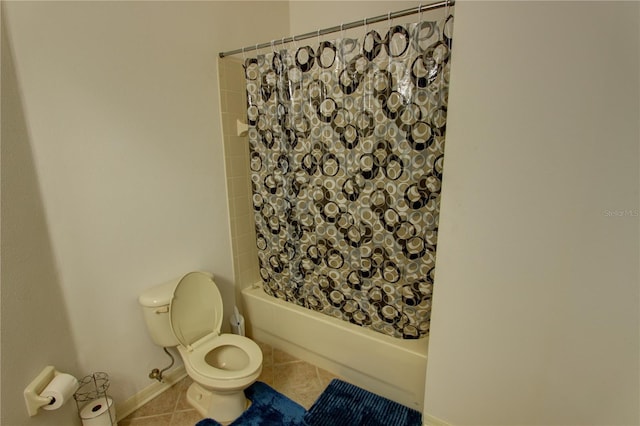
425, 1, 639, 425
1, 11, 82, 425
1, 1, 288, 424
289, 1, 440, 36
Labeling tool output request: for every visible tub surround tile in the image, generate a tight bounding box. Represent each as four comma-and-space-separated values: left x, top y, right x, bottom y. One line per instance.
237, 265, 259, 290
224, 154, 247, 179
226, 92, 247, 115
220, 56, 259, 293
217, 59, 227, 86
224, 135, 249, 158
228, 176, 250, 199
235, 233, 257, 255
226, 62, 248, 94
219, 89, 229, 112
234, 213, 255, 237
230, 194, 254, 220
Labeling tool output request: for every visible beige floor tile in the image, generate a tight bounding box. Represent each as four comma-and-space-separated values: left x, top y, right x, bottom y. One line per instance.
125, 382, 181, 418
256, 341, 273, 367
174, 377, 194, 411
170, 409, 204, 425
290, 388, 323, 410
258, 364, 274, 386
273, 348, 299, 364
317, 367, 341, 388
119, 413, 173, 426
273, 360, 323, 396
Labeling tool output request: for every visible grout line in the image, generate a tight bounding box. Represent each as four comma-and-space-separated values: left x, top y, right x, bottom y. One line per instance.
168, 379, 186, 425
314, 366, 322, 387
273, 359, 303, 366
125, 413, 171, 420
117, 366, 187, 421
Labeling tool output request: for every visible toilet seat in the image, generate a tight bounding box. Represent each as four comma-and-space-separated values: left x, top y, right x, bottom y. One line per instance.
184, 333, 262, 380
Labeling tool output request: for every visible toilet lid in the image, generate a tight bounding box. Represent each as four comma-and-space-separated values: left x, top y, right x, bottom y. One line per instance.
170, 271, 223, 348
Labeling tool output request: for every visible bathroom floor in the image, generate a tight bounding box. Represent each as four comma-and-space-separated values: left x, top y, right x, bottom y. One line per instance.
120, 341, 342, 426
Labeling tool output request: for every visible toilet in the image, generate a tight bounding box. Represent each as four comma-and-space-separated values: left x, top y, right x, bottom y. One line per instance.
138, 271, 262, 422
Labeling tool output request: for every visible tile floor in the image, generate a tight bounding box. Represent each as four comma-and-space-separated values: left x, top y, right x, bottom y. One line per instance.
120, 341, 342, 426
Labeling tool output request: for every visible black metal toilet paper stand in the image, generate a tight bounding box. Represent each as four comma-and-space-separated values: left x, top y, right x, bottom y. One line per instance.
73, 372, 117, 426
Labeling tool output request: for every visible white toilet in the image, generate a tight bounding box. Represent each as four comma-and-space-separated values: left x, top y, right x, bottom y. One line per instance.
138, 271, 262, 422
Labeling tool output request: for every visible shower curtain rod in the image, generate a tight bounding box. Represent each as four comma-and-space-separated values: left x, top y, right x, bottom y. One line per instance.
218, 0, 453, 58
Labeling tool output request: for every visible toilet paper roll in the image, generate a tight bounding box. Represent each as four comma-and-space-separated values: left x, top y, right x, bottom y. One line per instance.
230, 307, 246, 336
238, 315, 245, 337
80, 396, 117, 426
40, 373, 79, 411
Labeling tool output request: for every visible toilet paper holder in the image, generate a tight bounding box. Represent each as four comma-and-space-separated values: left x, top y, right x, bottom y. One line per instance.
24, 366, 77, 416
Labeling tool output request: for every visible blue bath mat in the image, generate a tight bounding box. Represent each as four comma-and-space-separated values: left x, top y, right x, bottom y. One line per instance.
303, 379, 422, 426
195, 381, 306, 426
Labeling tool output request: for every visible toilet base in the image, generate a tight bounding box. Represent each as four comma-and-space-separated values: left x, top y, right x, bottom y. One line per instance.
186, 382, 249, 423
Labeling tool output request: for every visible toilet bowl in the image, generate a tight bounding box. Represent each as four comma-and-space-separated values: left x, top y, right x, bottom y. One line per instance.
138, 271, 263, 422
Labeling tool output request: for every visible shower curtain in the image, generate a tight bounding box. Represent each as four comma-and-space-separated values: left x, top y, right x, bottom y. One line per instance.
244, 14, 453, 339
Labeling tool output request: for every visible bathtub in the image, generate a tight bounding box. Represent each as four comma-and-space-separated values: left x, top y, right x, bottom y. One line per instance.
241, 285, 429, 411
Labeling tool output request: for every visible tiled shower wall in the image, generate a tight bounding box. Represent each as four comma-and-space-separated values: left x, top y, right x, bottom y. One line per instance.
218, 58, 260, 292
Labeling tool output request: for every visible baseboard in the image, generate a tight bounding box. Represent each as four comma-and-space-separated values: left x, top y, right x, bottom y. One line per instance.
115, 366, 187, 421
423, 412, 452, 426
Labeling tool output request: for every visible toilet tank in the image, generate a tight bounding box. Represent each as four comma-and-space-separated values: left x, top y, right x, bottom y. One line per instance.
138, 278, 180, 347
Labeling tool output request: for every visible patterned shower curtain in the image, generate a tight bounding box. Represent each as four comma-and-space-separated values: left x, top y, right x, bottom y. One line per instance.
244, 14, 453, 339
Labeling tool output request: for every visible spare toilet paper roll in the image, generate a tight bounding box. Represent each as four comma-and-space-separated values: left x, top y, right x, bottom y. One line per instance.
80, 396, 116, 426
238, 315, 245, 336
40, 373, 79, 411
